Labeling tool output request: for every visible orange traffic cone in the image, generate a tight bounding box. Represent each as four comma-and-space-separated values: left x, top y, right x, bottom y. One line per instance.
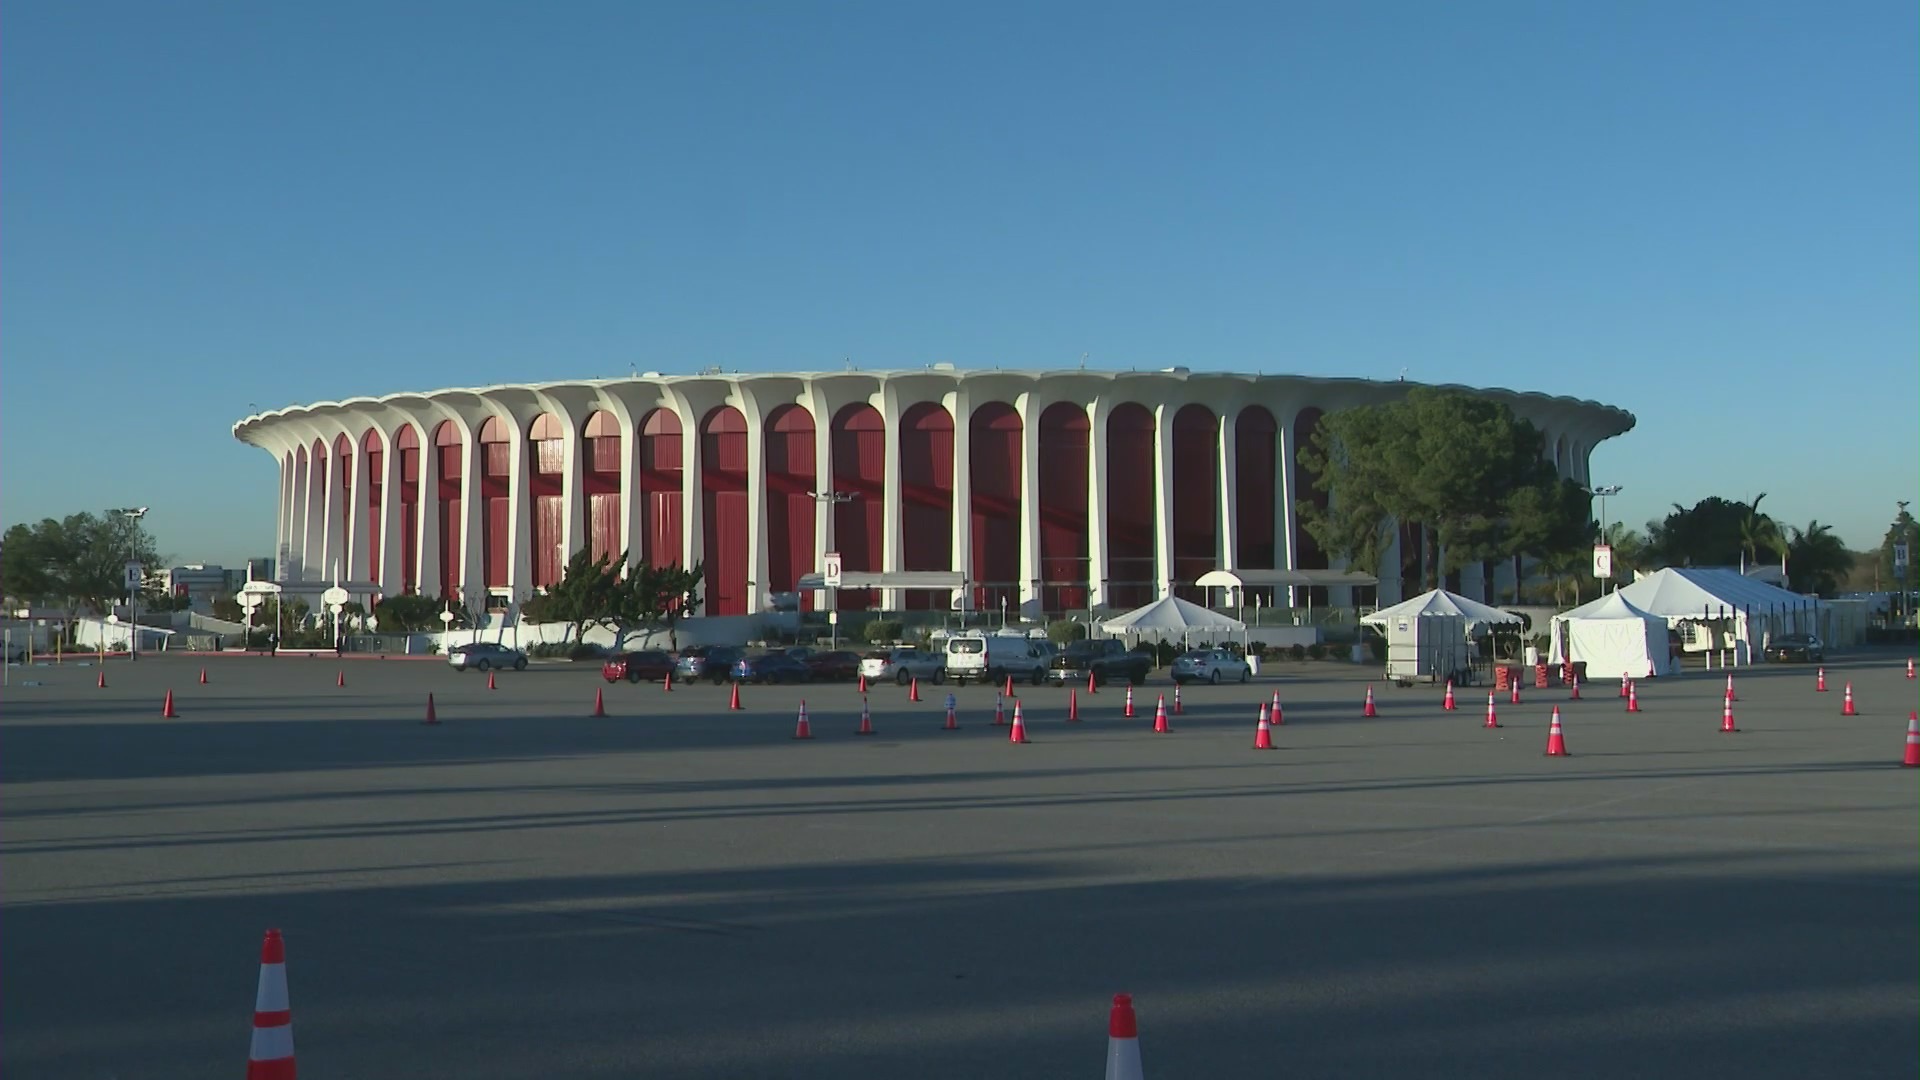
1124, 685, 1135, 718
336, 670, 345, 688
1484, 692, 1500, 729
1152, 694, 1170, 733
1569, 672, 1581, 700
246, 929, 296, 1080
1068, 688, 1080, 722
423, 692, 440, 725
1720, 697, 1738, 733
1725, 673, 1737, 702
1626, 681, 1642, 713
1908, 658, 1915, 680
943, 698, 959, 730
1087, 670, 1098, 695
729, 682, 743, 711
1271, 689, 1281, 719
1903, 712, 1919, 768
592, 687, 607, 717
1173, 683, 1183, 715
1004, 673, 1015, 698
1009, 701, 1029, 743
1842, 683, 1857, 716
97, 669, 106, 688
663, 669, 673, 692
792, 700, 813, 740
1619, 672, 1629, 698
1254, 703, 1274, 749
1363, 685, 1377, 717
200, 666, 208, 685
857, 673, 867, 694
487, 670, 497, 691
1105, 993, 1143, 1080
161, 689, 178, 718
1442, 681, 1456, 710
1816, 667, 1827, 692
994, 691, 1008, 727
856, 696, 874, 735
1509, 680, 1521, 705
1544, 706, 1569, 756
908, 677, 921, 703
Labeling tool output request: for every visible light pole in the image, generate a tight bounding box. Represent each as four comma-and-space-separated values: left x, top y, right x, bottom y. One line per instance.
112, 507, 149, 659
1589, 485, 1622, 593
1900, 500, 1913, 628
808, 489, 857, 617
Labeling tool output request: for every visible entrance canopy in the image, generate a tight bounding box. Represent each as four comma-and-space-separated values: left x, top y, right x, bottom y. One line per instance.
1361, 588, 1522, 631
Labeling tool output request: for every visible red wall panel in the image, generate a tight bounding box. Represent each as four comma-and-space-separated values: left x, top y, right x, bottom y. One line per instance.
700, 406, 749, 615
830, 404, 885, 611
433, 423, 463, 599
1171, 405, 1217, 601
533, 495, 563, 586
764, 405, 816, 603
1293, 407, 1329, 607
1234, 407, 1277, 605
397, 426, 420, 594
639, 410, 684, 569
1038, 403, 1090, 613
899, 402, 953, 610
1106, 404, 1156, 608
364, 434, 384, 585
588, 493, 620, 565
968, 402, 1020, 612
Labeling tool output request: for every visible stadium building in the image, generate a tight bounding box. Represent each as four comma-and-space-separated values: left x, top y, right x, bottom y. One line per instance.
232, 368, 1633, 617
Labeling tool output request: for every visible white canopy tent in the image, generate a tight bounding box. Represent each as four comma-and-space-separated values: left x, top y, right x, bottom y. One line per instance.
1548, 592, 1677, 679
1360, 589, 1524, 631
1608, 568, 1822, 665
1100, 597, 1247, 656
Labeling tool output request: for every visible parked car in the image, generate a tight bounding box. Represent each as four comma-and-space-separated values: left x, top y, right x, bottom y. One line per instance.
447, 642, 529, 673
944, 631, 1051, 685
1047, 639, 1151, 686
1764, 634, 1824, 663
860, 646, 945, 685
789, 647, 861, 681
676, 645, 745, 685
732, 651, 813, 683
1171, 648, 1251, 685
602, 650, 676, 683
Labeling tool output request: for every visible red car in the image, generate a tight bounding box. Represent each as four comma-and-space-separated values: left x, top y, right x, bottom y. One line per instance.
602, 650, 676, 683
789, 647, 862, 682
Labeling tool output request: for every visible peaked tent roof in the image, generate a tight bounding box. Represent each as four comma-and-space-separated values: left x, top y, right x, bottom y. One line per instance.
1360, 588, 1523, 630
1100, 595, 1247, 634
1556, 591, 1666, 623
1611, 567, 1816, 619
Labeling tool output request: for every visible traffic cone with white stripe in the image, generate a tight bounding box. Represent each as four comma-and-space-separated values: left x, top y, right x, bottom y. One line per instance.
1544, 707, 1569, 756
1509, 680, 1521, 705
592, 687, 606, 717
1173, 683, 1183, 715
1816, 667, 1827, 692
1009, 701, 1029, 744
1484, 692, 1500, 729
792, 700, 813, 740
1902, 713, 1919, 768
856, 696, 874, 735
1105, 993, 1143, 1080
1271, 689, 1281, 719
729, 682, 743, 711
1363, 685, 1377, 717
1087, 670, 1098, 695
1907, 658, 1915, 680
1569, 671, 1581, 700
1254, 703, 1274, 749
1004, 673, 1015, 698
1442, 681, 1456, 710
994, 691, 1008, 727
200, 666, 208, 685
246, 929, 295, 1080
336, 670, 344, 688
1124, 685, 1135, 718
1725, 673, 1737, 703
161, 689, 178, 718
1619, 673, 1629, 698
908, 676, 921, 703
1719, 696, 1738, 733
1068, 688, 1080, 722
1626, 681, 1641, 713
1152, 693, 1170, 733
1843, 683, 1857, 716
943, 692, 959, 731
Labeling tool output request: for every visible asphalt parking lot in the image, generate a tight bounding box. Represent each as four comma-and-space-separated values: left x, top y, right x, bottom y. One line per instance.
3, 651, 1916, 1078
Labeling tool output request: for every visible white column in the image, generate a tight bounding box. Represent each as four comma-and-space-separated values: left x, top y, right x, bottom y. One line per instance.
745, 401, 770, 615
812, 399, 833, 610
1217, 408, 1238, 573
321, 446, 344, 581
347, 438, 370, 582
1086, 401, 1109, 608
620, 410, 644, 571
562, 418, 585, 565
415, 434, 442, 599
679, 404, 705, 615
1152, 405, 1174, 599
949, 390, 973, 611
375, 438, 401, 596
503, 423, 529, 599
276, 451, 295, 583
1017, 395, 1042, 614
880, 390, 904, 610
1277, 415, 1298, 608
303, 456, 324, 581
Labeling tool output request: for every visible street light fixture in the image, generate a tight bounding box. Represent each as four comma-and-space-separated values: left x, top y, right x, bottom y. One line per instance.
1588, 485, 1622, 538
808, 490, 859, 613
112, 507, 148, 660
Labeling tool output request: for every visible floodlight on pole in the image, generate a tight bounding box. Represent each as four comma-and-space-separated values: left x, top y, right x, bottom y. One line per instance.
113, 507, 149, 659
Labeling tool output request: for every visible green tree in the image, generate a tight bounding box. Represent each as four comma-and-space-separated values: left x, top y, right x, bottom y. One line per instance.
373, 592, 443, 632
1781, 520, 1852, 598
1, 511, 163, 620
1298, 389, 1586, 590
1878, 510, 1917, 593
623, 562, 704, 651
211, 596, 247, 623
1645, 496, 1767, 568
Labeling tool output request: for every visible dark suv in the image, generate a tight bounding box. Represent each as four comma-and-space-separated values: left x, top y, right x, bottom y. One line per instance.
675, 645, 745, 684
1047, 639, 1151, 687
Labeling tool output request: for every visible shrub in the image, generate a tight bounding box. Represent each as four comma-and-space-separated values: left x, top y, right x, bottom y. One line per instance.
1306, 643, 1326, 661
1154, 640, 1180, 666
1289, 643, 1307, 661
1247, 640, 1268, 659
864, 620, 904, 645
1048, 620, 1088, 645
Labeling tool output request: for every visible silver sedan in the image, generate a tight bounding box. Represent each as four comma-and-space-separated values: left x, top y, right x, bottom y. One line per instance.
1170, 648, 1250, 685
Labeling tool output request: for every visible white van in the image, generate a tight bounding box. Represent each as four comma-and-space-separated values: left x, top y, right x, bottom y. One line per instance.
945, 632, 1050, 686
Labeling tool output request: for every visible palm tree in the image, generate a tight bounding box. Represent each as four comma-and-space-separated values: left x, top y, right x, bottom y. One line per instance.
1784, 520, 1852, 597
1601, 522, 1648, 579
1738, 493, 1778, 572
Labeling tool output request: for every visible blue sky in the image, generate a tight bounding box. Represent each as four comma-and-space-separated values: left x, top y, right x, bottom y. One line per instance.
4, 1, 1915, 564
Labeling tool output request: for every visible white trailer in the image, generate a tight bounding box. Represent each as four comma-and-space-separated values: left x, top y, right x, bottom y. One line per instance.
1383, 612, 1470, 686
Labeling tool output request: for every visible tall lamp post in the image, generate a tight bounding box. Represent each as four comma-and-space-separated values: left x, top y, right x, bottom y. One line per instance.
112, 507, 149, 659
808, 488, 857, 617
1589, 485, 1622, 593
1900, 500, 1913, 629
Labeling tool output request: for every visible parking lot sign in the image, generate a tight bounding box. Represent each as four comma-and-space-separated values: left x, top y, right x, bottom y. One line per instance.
823, 552, 843, 588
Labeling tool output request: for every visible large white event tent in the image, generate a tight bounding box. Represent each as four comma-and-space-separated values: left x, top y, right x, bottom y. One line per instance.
1548, 592, 1678, 679
1360, 589, 1524, 631
1596, 567, 1820, 665
1100, 595, 1246, 643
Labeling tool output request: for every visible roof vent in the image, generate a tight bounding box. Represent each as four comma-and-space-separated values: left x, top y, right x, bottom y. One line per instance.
1161, 366, 1190, 375
641, 371, 661, 378
932, 361, 957, 371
